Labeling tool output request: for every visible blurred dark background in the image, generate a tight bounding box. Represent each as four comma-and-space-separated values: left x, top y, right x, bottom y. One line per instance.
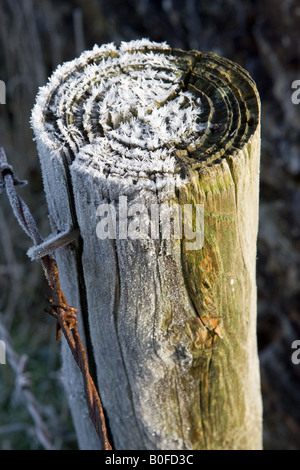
0, 0, 300, 450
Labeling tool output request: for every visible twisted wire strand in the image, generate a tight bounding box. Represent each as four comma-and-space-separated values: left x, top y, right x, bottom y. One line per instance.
0, 146, 112, 450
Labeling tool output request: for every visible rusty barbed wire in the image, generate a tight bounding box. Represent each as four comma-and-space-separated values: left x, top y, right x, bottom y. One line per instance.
0, 147, 112, 450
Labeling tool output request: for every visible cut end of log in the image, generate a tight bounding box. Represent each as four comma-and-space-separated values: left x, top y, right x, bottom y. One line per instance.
31, 38, 260, 188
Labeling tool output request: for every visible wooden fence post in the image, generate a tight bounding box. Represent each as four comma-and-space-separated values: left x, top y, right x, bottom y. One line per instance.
31, 39, 262, 450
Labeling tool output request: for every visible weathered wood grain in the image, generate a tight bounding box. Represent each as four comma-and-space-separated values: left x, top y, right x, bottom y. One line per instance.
31, 39, 262, 450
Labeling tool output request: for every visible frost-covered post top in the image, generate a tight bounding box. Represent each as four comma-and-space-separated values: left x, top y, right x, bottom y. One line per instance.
31, 38, 260, 194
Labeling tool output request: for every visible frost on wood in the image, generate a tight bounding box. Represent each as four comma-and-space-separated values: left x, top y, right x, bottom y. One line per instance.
31, 39, 205, 188
31, 39, 262, 450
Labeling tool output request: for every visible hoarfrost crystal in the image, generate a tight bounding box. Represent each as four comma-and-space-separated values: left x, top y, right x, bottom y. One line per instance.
31, 39, 204, 182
